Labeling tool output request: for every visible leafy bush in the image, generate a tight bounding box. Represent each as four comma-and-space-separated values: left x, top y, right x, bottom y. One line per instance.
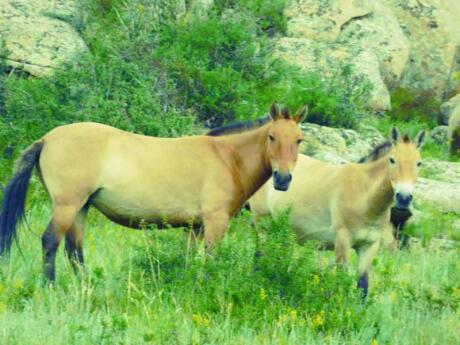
130, 211, 360, 331
388, 87, 440, 125
0, 0, 373, 179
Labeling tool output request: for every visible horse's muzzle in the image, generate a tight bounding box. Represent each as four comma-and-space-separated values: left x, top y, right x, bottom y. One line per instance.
394, 192, 413, 210
273, 171, 292, 191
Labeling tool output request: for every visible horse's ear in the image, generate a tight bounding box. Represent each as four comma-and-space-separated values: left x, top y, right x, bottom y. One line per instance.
281, 107, 290, 119
293, 104, 308, 123
269, 101, 280, 120
389, 127, 400, 145
414, 130, 427, 148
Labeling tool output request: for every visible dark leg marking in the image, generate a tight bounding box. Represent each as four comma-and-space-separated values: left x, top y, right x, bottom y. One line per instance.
65, 234, 84, 272
42, 224, 60, 282
357, 272, 369, 300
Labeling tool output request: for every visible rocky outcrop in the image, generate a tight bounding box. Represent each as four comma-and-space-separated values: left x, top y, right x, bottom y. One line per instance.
300, 122, 385, 164
440, 94, 460, 125
387, 0, 460, 98
276, 38, 391, 110
448, 107, 460, 155
337, 0, 410, 87
0, 0, 87, 76
279, 0, 460, 114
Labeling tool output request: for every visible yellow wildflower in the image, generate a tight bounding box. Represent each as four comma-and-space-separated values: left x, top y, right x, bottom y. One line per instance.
451, 287, 460, 299
12, 279, 23, 290
192, 313, 210, 327
290, 309, 297, 321
311, 311, 325, 328
312, 274, 320, 285
227, 303, 233, 313
259, 287, 267, 301
371, 339, 378, 345
277, 314, 289, 326
390, 291, 397, 302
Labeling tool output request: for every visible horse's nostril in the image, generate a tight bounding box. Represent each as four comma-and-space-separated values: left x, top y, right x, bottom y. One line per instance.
396, 192, 401, 199
274, 171, 279, 178
408, 194, 413, 201
288, 174, 292, 182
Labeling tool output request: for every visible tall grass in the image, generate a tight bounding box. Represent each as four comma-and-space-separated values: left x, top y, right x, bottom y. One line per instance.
0, 201, 458, 344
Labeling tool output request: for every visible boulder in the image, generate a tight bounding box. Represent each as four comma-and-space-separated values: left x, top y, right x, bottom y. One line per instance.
0, 0, 87, 76
427, 126, 448, 147
440, 94, 460, 125
415, 177, 460, 214
337, 0, 410, 86
281, 0, 460, 115
387, 0, 460, 97
448, 107, 460, 155
276, 37, 391, 110
299, 122, 385, 164
284, 0, 372, 42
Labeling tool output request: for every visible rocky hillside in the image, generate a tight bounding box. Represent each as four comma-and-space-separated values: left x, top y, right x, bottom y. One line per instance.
278, 0, 460, 113
1, 1, 459, 116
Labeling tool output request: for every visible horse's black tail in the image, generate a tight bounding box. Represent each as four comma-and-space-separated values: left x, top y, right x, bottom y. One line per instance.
0, 140, 44, 256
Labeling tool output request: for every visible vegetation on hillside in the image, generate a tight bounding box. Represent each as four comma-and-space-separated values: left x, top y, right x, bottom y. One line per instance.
0, 0, 371, 170
0, 206, 458, 344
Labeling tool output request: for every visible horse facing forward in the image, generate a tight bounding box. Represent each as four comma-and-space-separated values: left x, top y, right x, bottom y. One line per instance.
0, 102, 308, 281
249, 127, 426, 297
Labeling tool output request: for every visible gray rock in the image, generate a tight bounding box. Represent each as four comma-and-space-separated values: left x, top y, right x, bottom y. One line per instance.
275, 37, 391, 111
0, 0, 87, 76
299, 122, 385, 164
427, 126, 448, 147
440, 94, 460, 125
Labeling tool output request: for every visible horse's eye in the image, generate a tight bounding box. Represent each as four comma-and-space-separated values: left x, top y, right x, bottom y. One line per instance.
268, 134, 275, 142
296, 139, 303, 145
417, 161, 422, 167
389, 157, 396, 165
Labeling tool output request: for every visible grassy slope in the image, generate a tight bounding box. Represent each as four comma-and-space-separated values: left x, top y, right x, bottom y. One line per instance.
0, 179, 459, 344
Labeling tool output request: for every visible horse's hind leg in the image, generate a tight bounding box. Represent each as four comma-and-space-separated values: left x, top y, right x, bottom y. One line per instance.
42, 204, 82, 281
65, 205, 89, 273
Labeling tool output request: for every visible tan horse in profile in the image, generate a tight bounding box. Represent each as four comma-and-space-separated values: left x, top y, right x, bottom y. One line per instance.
249, 127, 426, 297
0, 102, 308, 281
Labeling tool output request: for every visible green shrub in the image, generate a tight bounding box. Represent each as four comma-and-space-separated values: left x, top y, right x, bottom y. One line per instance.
0, 0, 372, 169
388, 87, 440, 124
130, 211, 360, 331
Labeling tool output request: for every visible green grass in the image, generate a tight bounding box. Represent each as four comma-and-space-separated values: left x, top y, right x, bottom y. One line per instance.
0, 192, 459, 344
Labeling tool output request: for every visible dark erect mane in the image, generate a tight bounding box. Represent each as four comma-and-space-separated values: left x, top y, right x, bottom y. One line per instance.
358, 141, 393, 163
207, 115, 271, 136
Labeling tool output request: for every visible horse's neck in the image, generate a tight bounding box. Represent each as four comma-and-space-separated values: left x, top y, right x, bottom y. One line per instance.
221, 125, 271, 200
364, 157, 394, 217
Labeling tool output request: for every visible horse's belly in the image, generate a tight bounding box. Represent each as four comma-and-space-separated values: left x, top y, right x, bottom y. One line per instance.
291, 212, 335, 246
294, 223, 335, 246
91, 188, 202, 228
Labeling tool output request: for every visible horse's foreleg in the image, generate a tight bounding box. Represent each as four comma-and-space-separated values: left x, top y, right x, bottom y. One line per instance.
65, 206, 88, 274
334, 227, 351, 266
357, 240, 380, 299
203, 212, 229, 250
42, 204, 80, 281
